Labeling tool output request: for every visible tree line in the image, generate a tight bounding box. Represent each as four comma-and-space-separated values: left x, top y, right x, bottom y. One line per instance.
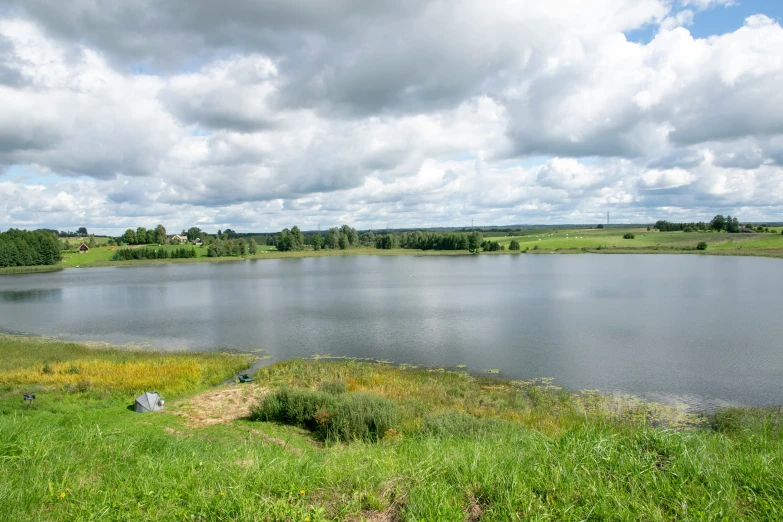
273, 225, 369, 251
0, 229, 62, 267
375, 230, 486, 252
654, 215, 741, 233
120, 225, 168, 245
207, 238, 258, 257
112, 247, 197, 261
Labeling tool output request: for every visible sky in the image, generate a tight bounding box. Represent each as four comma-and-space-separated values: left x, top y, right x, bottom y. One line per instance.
1, 0, 782, 234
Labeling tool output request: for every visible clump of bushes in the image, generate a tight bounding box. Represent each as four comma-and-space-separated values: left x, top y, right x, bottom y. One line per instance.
252, 388, 398, 443
623, 233, 635, 239
697, 241, 708, 251
508, 240, 520, 251
481, 240, 503, 252
112, 247, 196, 261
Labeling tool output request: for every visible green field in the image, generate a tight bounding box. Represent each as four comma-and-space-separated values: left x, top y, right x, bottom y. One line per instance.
60, 244, 211, 267
492, 227, 783, 257
59, 236, 111, 247
2, 335, 782, 521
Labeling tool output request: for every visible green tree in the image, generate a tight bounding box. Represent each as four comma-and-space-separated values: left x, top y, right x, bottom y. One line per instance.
88, 235, 96, 248
468, 231, 482, 253
359, 231, 375, 247
338, 234, 349, 250
187, 227, 202, 242
154, 224, 167, 245
509, 239, 520, 251
725, 215, 740, 234
290, 226, 304, 250
136, 227, 147, 245
76, 227, 88, 236
311, 233, 323, 251
325, 228, 339, 249
277, 229, 293, 251
710, 215, 726, 232
122, 229, 136, 245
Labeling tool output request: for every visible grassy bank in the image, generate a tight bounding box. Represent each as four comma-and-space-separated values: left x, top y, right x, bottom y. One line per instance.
0, 265, 64, 275
2, 337, 782, 520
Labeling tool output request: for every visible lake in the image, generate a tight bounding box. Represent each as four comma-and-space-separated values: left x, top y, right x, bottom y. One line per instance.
1, 254, 782, 410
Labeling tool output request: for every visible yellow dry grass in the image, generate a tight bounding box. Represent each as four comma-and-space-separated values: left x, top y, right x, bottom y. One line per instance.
1, 357, 246, 395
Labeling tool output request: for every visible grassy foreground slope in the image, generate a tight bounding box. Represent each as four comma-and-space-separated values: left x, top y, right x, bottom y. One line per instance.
2, 336, 782, 521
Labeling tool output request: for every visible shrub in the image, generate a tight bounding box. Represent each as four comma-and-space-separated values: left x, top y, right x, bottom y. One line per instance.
623, 233, 635, 239
508, 240, 520, 251
697, 242, 708, 250
253, 388, 398, 443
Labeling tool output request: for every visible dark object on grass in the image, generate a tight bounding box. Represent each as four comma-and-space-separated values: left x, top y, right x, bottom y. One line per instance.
134, 391, 164, 412
697, 241, 708, 251
23, 392, 36, 407
238, 374, 254, 383
623, 232, 635, 239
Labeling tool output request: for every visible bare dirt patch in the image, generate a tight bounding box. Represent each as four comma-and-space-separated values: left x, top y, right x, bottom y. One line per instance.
465, 495, 484, 521
170, 383, 268, 428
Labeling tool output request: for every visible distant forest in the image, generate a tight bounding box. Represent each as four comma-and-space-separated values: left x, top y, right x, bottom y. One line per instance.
654, 215, 777, 233
0, 229, 62, 267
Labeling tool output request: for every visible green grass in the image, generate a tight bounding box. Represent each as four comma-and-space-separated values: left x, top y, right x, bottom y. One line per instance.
0, 265, 64, 275
2, 338, 782, 520
59, 236, 110, 246
493, 227, 783, 257
60, 244, 211, 267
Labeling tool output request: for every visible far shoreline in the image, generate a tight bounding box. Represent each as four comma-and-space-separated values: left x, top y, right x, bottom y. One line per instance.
4, 246, 783, 274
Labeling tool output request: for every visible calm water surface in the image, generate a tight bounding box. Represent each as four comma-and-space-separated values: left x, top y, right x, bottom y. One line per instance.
1, 255, 782, 410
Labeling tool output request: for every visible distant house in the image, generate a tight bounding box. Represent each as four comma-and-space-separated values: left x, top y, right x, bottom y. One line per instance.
169, 234, 188, 244
192, 238, 202, 246
78, 243, 89, 254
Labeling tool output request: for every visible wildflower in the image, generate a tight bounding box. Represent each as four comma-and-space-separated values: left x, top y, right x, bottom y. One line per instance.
60, 492, 66, 499
220, 491, 225, 496
443, 470, 447, 474
299, 489, 306, 495
305, 518, 311, 522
